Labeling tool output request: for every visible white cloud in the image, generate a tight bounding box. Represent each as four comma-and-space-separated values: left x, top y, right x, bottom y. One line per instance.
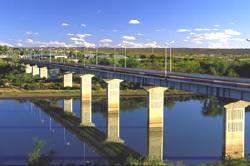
129, 19, 140, 24
26, 31, 39, 35
99, 43, 111, 47
81, 24, 86, 28
225, 29, 240, 36
82, 41, 95, 47
195, 41, 202, 44
123, 36, 136, 40
137, 33, 144, 36
121, 41, 160, 48
99, 39, 113, 43
229, 38, 245, 41
190, 32, 196, 35
183, 40, 189, 42
203, 32, 230, 42
67, 33, 74, 36
186, 36, 191, 39
70, 37, 79, 41
27, 39, 34, 43
62, 23, 69, 26
26, 39, 74, 47
16, 43, 23, 47
77, 33, 91, 38
177, 29, 191, 32
0, 41, 13, 47
214, 25, 220, 27
194, 28, 211, 31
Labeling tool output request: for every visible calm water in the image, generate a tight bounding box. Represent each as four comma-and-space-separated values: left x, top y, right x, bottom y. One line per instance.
0, 96, 249, 165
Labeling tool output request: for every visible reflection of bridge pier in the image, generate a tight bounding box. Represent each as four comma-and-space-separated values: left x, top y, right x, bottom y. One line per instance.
223, 100, 250, 159
145, 86, 167, 160
32, 99, 142, 165
63, 99, 73, 113
80, 74, 95, 127
105, 79, 124, 143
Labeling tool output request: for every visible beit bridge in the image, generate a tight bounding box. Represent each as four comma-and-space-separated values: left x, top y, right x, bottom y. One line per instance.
20, 59, 250, 160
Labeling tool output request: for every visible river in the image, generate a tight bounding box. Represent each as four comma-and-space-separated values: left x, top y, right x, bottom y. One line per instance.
0, 96, 249, 165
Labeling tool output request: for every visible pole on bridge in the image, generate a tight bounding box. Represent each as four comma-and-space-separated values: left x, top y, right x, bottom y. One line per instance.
49, 48, 51, 63
113, 47, 116, 70
96, 48, 98, 65
83, 47, 86, 67
124, 46, 127, 68
164, 47, 167, 77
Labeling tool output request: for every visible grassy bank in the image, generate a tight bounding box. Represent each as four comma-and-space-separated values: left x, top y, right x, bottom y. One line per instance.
0, 88, 201, 99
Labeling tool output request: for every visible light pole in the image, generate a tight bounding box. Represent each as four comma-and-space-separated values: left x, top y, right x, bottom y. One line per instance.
113, 47, 116, 70
49, 48, 52, 63
124, 46, 127, 68
164, 47, 168, 77
83, 47, 86, 67
165, 41, 175, 73
96, 47, 98, 65
75, 48, 78, 61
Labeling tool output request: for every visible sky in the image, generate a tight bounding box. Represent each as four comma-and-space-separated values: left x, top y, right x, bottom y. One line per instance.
1, 0, 250, 48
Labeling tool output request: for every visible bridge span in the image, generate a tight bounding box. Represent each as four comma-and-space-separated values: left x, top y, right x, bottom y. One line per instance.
20, 59, 250, 102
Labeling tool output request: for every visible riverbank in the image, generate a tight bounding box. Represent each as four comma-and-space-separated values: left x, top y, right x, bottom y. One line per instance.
0, 88, 202, 99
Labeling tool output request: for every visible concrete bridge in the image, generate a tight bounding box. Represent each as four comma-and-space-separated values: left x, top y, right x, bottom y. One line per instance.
20, 59, 250, 102
20, 59, 250, 159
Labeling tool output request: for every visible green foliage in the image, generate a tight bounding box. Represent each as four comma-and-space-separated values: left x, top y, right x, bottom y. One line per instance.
28, 138, 46, 165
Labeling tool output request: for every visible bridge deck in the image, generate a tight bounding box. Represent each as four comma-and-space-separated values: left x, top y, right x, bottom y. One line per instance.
20, 59, 250, 102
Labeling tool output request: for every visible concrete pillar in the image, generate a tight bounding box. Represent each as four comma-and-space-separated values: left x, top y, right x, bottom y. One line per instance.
80, 74, 94, 99
63, 99, 73, 113
39, 67, 48, 79
104, 79, 124, 143
32, 65, 39, 76
63, 72, 72, 87
223, 100, 250, 159
25, 64, 32, 73
80, 74, 95, 127
144, 86, 167, 160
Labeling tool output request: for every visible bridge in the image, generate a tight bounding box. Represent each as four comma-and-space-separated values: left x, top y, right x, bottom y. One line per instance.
20, 59, 250, 159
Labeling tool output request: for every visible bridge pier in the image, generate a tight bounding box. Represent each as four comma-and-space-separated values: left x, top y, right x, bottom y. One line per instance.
32, 65, 39, 76
63, 99, 73, 113
63, 72, 72, 88
144, 86, 167, 160
25, 64, 32, 73
39, 67, 48, 79
104, 79, 124, 143
223, 100, 250, 159
80, 74, 95, 127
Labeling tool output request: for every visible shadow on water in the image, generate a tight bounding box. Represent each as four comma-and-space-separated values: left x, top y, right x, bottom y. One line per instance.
29, 99, 143, 166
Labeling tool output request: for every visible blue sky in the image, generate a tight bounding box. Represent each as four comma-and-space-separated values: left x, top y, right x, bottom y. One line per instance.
1, 0, 250, 48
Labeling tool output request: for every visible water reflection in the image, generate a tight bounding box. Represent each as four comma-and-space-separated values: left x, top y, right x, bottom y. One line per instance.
32, 99, 141, 165
80, 99, 95, 127
3, 95, 250, 165
63, 99, 73, 113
